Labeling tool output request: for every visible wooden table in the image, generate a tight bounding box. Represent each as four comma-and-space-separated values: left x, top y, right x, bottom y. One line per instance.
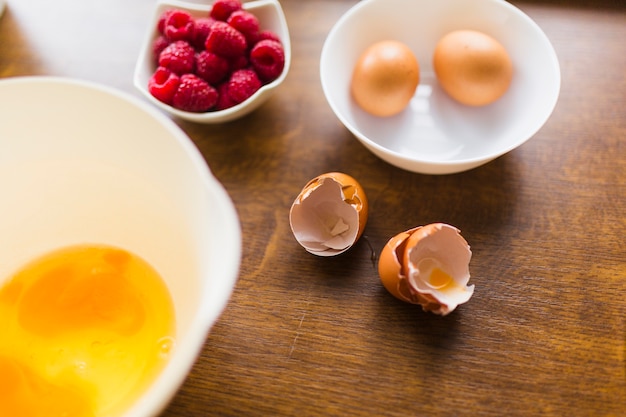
1, 0, 624, 415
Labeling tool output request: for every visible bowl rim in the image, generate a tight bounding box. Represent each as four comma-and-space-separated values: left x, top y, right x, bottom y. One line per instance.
133, 0, 291, 123
320, 0, 561, 174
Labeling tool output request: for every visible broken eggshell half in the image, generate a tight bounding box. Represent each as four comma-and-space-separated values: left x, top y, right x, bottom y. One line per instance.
378, 223, 474, 315
289, 172, 368, 256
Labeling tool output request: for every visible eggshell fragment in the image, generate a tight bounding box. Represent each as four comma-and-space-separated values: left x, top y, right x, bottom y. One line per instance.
378, 223, 474, 315
290, 172, 368, 257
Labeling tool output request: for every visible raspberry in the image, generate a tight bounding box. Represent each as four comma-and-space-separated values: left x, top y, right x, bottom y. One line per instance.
226, 68, 261, 105
196, 50, 230, 85
250, 39, 285, 82
192, 17, 216, 50
257, 30, 281, 44
163, 10, 195, 42
148, 67, 181, 105
209, 0, 242, 21
205, 21, 247, 58
157, 9, 175, 34
158, 40, 195, 75
227, 10, 260, 45
215, 82, 237, 110
228, 54, 249, 71
172, 74, 218, 112
152, 35, 170, 64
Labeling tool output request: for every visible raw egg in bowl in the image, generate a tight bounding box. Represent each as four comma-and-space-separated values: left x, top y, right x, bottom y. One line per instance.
0, 76, 241, 416
321, 0, 560, 174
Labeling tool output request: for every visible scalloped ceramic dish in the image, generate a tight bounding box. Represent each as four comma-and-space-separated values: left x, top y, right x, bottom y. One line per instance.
321, 0, 560, 174
134, 0, 291, 123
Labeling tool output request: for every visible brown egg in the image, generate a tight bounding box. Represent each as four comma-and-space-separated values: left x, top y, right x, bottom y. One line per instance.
378, 223, 474, 315
433, 30, 513, 106
289, 172, 368, 257
351, 40, 420, 117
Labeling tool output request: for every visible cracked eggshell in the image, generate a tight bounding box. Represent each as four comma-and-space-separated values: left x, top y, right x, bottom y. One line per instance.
378, 223, 474, 315
289, 172, 368, 257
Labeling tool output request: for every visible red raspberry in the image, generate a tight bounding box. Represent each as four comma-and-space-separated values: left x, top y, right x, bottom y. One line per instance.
192, 17, 217, 50
205, 21, 247, 58
228, 54, 249, 72
157, 9, 175, 34
163, 10, 195, 42
172, 74, 218, 112
257, 30, 281, 44
148, 67, 180, 105
209, 0, 242, 21
196, 50, 230, 85
215, 82, 237, 110
152, 35, 170, 64
227, 10, 260, 45
158, 40, 195, 75
250, 39, 285, 83
226, 68, 261, 105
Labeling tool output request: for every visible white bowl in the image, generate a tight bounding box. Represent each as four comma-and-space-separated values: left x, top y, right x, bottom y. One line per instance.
134, 0, 291, 124
321, 0, 560, 175
0, 76, 241, 416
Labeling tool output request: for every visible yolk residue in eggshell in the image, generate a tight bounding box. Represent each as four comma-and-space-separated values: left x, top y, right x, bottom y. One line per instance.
351, 40, 420, 117
0, 244, 176, 417
433, 29, 513, 106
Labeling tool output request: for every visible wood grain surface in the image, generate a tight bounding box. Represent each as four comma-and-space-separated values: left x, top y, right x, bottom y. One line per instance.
1, 0, 624, 415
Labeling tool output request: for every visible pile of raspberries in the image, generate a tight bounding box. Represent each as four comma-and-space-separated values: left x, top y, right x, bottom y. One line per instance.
148, 0, 286, 113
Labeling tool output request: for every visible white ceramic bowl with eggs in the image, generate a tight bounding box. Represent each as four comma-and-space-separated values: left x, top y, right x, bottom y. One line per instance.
0, 76, 241, 416
134, 0, 291, 124
321, 0, 561, 175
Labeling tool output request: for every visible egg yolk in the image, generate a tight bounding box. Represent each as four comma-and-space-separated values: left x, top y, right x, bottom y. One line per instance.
428, 267, 454, 290
0, 245, 176, 417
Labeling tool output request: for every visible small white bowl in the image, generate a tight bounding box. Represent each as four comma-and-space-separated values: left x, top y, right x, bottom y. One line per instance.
134, 0, 291, 123
321, 0, 560, 175
0, 76, 241, 416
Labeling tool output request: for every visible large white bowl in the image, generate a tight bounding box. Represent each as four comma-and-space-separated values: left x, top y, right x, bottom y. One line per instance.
0, 76, 241, 416
134, 0, 291, 124
321, 0, 560, 174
